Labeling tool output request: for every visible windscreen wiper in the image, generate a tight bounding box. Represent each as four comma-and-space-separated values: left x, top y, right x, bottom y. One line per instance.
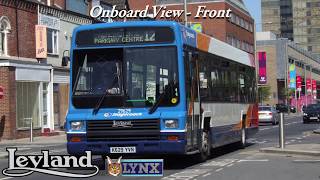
92, 77, 117, 115
148, 83, 173, 114
72, 67, 81, 95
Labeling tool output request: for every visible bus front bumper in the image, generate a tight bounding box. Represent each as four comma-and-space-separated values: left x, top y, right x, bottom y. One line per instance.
67, 134, 186, 155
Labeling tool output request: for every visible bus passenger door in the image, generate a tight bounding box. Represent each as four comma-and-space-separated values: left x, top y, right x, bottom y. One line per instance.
185, 51, 201, 152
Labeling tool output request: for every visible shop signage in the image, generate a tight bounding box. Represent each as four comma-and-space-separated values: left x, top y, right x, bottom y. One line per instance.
289, 64, 296, 89
306, 78, 312, 93
258, 52, 267, 84
312, 80, 317, 93
35, 25, 47, 59
39, 13, 60, 30
296, 76, 301, 91
0, 86, 3, 99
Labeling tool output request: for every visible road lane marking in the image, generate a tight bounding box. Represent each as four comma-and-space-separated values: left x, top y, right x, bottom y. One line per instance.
162, 169, 211, 180
0, 177, 13, 180
293, 160, 320, 162
201, 159, 237, 167
202, 173, 212, 177
260, 128, 270, 131
226, 163, 234, 167
238, 159, 269, 162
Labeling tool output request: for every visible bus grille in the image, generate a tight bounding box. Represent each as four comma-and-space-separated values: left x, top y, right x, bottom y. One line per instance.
87, 119, 160, 141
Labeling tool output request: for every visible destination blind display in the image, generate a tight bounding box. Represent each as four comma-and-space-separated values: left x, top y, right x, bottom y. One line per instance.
76, 27, 174, 46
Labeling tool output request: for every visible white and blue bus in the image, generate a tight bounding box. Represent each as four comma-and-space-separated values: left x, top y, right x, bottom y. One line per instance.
66, 21, 259, 161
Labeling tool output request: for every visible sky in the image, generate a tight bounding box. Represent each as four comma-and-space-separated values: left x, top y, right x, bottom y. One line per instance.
243, 0, 262, 32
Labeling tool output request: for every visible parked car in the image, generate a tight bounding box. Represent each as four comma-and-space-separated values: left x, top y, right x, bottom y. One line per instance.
276, 104, 288, 113
276, 104, 296, 113
303, 104, 320, 123
259, 106, 280, 125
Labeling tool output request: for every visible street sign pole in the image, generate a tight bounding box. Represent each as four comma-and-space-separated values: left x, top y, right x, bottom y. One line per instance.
279, 113, 285, 149
24, 118, 33, 142
184, 0, 188, 26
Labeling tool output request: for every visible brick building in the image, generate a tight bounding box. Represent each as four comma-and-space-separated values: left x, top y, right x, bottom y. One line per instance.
128, 0, 255, 54
0, 0, 93, 140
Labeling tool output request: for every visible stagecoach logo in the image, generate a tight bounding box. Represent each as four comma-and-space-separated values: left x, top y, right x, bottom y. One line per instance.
104, 109, 142, 118
2, 148, 99, 178
106, 156, 164, 177
112, 120, 133, 128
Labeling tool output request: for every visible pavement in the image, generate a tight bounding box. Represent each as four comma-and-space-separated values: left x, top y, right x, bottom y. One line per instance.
0, 134, 66, 159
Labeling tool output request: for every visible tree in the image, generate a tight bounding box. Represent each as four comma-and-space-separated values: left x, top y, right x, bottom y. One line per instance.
258, 86, 271, 104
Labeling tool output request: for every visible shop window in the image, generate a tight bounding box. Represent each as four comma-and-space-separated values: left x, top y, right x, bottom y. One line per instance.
16, 82, 41, 129
47, 28, 59, 55
0, 16, 11, 56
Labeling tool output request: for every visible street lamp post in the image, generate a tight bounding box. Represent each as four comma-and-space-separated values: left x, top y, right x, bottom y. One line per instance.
184, 0, 188, 27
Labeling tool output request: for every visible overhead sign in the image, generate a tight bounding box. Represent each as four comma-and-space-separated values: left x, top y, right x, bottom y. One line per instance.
289, 64, 296, 89
0, 86, 3, 99
312, 80, 317, 93
35, 25, 47, 58
296, 76, 301, 91
190, 23, 202, 33
306, 78, 312, 93
258, 52, 267, 84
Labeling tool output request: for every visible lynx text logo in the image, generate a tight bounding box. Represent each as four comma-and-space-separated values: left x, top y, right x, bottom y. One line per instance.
2, 148, 99, 178
106, 156, 163, 177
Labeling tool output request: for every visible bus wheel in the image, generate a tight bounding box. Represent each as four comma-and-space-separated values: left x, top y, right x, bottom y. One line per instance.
196, 131, 211, 162
239, 127, 246, 149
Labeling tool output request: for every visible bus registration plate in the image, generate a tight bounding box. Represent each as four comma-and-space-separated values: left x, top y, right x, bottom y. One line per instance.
110, 147, 136, 153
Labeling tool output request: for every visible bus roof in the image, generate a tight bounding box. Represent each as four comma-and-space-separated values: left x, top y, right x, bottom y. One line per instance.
74, 21, 255, 68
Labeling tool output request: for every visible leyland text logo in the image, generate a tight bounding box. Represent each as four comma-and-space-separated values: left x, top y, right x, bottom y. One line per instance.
106, 156, 163, 176
2, 148, 99, 178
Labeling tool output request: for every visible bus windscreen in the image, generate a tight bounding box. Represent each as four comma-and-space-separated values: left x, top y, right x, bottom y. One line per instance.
76, 27, 174, 46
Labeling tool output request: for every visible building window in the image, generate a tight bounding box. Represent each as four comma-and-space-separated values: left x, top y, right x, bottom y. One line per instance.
227, 36, 232, 45
306, 11, 311, 16
16, 82, 41, 129
308, 46, 312, 51
47, 28, 59, 55
42, 83, 49, 126
0, 16, 11, 56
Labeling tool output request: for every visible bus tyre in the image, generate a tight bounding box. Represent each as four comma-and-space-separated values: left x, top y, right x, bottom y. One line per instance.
196, 131, 211, 162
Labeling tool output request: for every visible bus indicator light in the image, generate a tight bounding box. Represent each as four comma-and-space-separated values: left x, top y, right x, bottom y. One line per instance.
70, 137, 82, 142
167, 136, 179, 141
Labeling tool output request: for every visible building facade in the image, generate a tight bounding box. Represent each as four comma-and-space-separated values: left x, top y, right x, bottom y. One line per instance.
262, 0, 320, 57
257, 32, 320, 108
128, 0, 255, 54
0, 0, 92, 140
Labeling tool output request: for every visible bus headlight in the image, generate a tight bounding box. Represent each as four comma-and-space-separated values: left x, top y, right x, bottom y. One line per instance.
70, 121, 84, 131
164, 119, 178, 129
